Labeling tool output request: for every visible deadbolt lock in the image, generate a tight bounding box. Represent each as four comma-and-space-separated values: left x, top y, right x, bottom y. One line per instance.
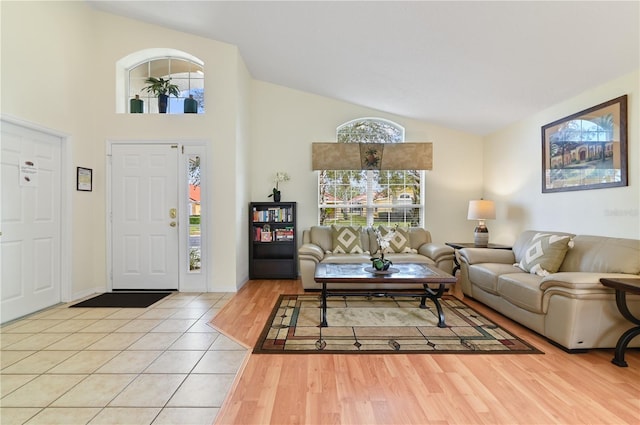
169, 208, 177, 219
170, 222, 177, 227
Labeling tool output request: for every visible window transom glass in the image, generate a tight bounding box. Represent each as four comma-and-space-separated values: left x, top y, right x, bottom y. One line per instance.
128, 57, 204, 114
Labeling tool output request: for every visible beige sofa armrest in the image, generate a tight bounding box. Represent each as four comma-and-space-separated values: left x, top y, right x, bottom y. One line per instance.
459, 247, 515, 265
540, 272, 639, 291
417, 243, 454, 274
298, 243, 325, 263
299, 242, 325, 290
418, 243, 453, 263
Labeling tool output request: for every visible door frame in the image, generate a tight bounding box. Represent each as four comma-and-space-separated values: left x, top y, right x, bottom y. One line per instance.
105, 140, 208, 292
0, 114, 72, 305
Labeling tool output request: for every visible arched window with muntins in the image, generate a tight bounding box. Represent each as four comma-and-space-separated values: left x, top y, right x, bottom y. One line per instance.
116, 48, 204, 114
318, 118, 424, 227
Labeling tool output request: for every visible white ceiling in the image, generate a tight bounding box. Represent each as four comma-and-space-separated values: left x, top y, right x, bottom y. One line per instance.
88, 1, 639, 135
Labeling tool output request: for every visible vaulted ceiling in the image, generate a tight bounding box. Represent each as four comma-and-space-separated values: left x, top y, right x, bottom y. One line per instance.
88, 1, 639, 135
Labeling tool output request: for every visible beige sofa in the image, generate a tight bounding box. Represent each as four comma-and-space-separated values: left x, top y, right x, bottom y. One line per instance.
458, 230, 640, 350
298, 226, 454, 290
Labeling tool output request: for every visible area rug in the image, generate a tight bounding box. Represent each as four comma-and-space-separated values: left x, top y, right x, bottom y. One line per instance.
254, 294, 542, 354
69, 291, 173, 308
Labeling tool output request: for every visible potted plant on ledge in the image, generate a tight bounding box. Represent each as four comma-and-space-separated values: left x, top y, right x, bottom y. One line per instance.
268, 171, 290, 202
143, 77, 180, 113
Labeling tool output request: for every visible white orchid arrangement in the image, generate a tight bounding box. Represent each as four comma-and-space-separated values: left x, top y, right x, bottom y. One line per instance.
268, 171, 290, 198
370, 226, 396, 271
373, 225, 398, 260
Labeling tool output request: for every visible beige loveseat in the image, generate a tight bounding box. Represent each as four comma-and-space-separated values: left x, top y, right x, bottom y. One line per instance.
298, 226, 454, 290
458, 230, 640, 350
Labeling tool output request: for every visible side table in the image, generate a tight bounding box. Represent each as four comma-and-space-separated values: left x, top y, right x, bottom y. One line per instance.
445, 242, 512, 276
599, 277, 640, 367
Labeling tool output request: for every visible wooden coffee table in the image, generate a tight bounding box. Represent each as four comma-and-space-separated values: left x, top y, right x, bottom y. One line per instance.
314, 263, 457, 328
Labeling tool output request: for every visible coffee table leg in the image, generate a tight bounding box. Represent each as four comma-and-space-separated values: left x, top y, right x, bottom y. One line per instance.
612, 326, 640, 367
611, 290, 640, 367
419, 295, 427, 309
433, 297, 446, 328
321, 282, 328, 327
421, 284, 447, 328
420, 284, 432, 309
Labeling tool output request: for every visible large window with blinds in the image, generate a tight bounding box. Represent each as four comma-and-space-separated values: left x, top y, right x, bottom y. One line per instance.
318, 118, 424, 227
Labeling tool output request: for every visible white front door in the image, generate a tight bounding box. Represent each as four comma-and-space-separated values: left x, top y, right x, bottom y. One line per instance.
111, 144, 179, 290
1, 121, 62, 323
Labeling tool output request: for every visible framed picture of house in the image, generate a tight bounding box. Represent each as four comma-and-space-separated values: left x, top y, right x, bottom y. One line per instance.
77, 167, 93, 191
541, 95, 627, 193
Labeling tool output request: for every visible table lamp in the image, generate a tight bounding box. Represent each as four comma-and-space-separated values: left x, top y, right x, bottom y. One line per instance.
467, 199, 496, 247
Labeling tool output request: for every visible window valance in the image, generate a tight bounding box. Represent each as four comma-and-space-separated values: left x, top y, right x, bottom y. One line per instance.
311, 142, 433, 170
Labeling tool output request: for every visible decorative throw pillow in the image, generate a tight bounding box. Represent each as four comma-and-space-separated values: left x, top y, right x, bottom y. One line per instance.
331, 225, 365, 254
377, 226, 414, 254
516, 233, 573, 276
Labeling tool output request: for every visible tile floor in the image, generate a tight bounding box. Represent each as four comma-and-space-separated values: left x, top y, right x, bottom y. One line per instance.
0, 292, 247, 425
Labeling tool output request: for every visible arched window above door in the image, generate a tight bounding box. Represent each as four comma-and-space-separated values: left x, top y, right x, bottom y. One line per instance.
116, 48, 205, 114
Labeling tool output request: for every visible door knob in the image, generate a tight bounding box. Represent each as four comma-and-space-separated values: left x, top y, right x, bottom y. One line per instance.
170, 222, 177, 227
169, 208, 177, 219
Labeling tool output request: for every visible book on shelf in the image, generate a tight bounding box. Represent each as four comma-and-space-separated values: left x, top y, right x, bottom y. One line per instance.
274, 227, 295, 241
252, 206, 293, 223
253, 226, 294, 242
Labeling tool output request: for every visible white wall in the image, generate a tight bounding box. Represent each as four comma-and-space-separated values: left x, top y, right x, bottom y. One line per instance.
2, 1, 100, 297
484, 70, 640, 244
235, 54, 253, 289
1, 2, 248, 295
249, 81, 484, 244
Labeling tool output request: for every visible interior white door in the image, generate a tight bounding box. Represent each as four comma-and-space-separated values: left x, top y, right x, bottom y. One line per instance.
111, 144, 179, 290
1, 121, 62, 323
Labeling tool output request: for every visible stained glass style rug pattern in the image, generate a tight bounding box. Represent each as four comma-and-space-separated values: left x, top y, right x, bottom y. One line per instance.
253, 294, 543, 354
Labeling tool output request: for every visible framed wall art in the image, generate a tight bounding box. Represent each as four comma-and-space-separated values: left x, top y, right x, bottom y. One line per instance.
542, 95, 627, 193
77, 167, 93, 191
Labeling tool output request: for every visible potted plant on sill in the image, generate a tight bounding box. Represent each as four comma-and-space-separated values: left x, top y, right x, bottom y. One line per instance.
142, 77, 180, 113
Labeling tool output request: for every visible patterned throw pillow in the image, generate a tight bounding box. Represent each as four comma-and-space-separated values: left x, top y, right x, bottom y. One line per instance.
377, 226, 413, 253
517, 233, 573, 276
331, 225, 365, 254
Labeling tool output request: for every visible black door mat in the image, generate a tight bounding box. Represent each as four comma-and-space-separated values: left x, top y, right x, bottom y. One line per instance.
69, 292, 172, 308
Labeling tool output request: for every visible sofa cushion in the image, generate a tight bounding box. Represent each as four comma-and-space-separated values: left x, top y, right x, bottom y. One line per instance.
309, 226, 333, 253
559, 235, 640, 274
408, 227, 431, 250
497, 273, 545, 314
517, 233, 573, 276
469, 263, 524, 295
322, 253, 372, 264
382, 253, 435, 265
377, 226, 414, 254
331, 225, 366, 254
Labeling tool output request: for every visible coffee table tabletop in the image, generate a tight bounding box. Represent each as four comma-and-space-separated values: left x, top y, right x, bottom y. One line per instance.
314, 262, 457, 284
600, 278, 640, 294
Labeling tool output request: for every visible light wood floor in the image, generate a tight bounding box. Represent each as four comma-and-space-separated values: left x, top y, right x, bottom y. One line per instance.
211, 280, 640, 425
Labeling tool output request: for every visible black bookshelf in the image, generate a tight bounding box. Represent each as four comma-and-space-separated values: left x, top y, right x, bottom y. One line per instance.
249, 202, 297, 279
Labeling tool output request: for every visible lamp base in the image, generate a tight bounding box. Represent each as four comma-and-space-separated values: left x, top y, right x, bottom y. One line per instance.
474, 223, 489, 247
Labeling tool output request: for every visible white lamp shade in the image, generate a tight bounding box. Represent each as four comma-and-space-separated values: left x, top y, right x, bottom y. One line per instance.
467, 200, 496, 220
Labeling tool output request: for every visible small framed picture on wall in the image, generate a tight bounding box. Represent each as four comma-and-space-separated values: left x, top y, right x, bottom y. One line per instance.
77, 167, 92, 191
